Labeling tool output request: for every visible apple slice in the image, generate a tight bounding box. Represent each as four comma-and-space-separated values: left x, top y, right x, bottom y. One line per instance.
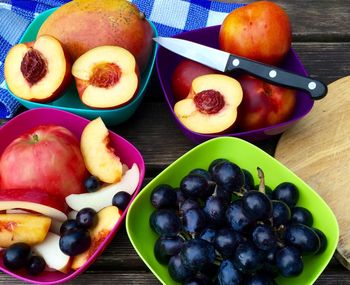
4, 35, 71, 102
80, 117, 123, 184
71, 206, 121, 270
0, 188, 67, 222
66, 163, 139, 212
0, 213, 51, 247
72, 45, 139, 109
33, 232, 71, 273
174, 74, 243, 134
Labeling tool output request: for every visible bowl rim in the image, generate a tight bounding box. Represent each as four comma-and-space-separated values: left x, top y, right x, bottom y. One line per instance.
126, 136, 339, 285
0, 107, 146, 284
155, 25, 314, 141
5, 7, 159, 116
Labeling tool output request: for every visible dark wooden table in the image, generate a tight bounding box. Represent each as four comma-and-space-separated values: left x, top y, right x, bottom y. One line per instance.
1, 0, 350, 284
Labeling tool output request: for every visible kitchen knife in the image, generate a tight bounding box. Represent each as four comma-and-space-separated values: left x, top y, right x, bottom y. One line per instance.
153, 37, 327, 100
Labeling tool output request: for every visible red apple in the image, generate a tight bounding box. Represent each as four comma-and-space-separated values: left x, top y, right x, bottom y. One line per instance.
236, 74, 297, 131
0, 125, 88, 199
219, 1, 292, 65
171, 59, 217, 101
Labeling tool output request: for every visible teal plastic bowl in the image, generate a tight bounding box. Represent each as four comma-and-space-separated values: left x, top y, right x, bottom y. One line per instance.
126, 137, 339, 285
6, 8, 158, 126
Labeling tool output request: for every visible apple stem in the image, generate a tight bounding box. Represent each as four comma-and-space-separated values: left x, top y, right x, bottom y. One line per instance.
257, 167, 265, 194
32, 133, 39, 143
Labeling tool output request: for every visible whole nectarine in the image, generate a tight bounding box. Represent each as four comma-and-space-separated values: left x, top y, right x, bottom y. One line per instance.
219, 1, 292, 65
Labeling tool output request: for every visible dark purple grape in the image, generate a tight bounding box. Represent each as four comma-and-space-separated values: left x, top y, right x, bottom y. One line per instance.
199, 228, 217, 244
217, 259, 243, 285
150, 184, 177, 209
242, 191, 272, 221
112, 191, 132, 211
233, 241, 264, 273
3, 243, 31, 270
183, 208, 207, 235
189, 168, 212, 181
59, 229, 91, 256
271, 200, 291, 227
245, 273, 276, 285
76, 207, 97, 229
291, 207, 313, 227
27, 255, 46, 275
242, 169, 254, 191
154, 236, 184, 264
313, 228, 328, 254
181, 174, 211, 199
176, 189, 187, 205
84, 176, 101, 192
215, 185, 233, 203
183, 273, 213, 285
226, 200, 253, 232
208, 158, 229, 174
180, 239, 216, 271
180, 199, 201, 212
203, 196, 227, 227
284, 224, 320, 255
272, 182, 299, 207
150, 209, 181, 236
210, 161, 244, 192
60, 219, 82, 235
215, 228, 242, 258
251, 224, 276, 251
276, 246, 303, 277
168, 254, 193, 282
261, 249, 279, 278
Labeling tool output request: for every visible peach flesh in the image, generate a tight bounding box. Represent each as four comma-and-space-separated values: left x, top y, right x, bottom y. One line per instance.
194, 89, 225, 114
20, 48, 47, 85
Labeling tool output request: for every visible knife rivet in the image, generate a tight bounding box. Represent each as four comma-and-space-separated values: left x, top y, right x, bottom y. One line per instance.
308, 82, 317, 90
232, 59, 240, 66
269, 70, 277, 78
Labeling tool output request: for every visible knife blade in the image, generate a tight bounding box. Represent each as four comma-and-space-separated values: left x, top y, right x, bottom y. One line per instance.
154, 37, 327, 100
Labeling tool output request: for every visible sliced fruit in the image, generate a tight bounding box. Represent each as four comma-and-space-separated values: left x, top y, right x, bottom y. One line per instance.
0, 188, 67, 222
80, 117, 123, 183
72, 45, 139, 109
33, 232, 71, 273
66, 163, 139, 212
71, 206, 121, 270
4, 35, 71, 102
174, 74, 243, 134
50, 219, 63, 235
0, 214, 51, 247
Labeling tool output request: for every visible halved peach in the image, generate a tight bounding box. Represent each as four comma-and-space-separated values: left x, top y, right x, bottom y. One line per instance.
72, 45, 139, 109
174, 74, 243, 134
4, 35, 71, 102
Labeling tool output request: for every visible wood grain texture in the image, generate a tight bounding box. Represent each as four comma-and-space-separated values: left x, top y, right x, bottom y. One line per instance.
275, 76, 350, 269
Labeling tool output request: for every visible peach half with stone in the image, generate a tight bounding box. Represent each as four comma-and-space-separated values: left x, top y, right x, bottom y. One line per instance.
4, 35, 72, 102
174, 74, 243, 134
71, 45, 139, 109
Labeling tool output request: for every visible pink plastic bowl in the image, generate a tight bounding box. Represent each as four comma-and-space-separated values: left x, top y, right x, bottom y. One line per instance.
0, 108, 145, 284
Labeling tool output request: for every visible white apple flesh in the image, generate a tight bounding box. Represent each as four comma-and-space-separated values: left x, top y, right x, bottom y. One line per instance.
66, 164, 139, 212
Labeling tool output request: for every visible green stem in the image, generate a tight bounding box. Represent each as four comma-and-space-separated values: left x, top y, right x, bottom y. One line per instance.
257, 167, 265, 194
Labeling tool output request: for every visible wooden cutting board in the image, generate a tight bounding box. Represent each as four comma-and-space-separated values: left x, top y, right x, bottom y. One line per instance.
275, 76, 350, 269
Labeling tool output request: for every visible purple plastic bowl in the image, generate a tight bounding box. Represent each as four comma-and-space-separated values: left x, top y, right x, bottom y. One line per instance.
156, 25, 314, 143
0, 108, 145, 284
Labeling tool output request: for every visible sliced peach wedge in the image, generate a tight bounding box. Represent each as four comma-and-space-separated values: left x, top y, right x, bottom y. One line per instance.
174, 74, 243, 134
4, 35, 71, 102
72, 45, 139, 109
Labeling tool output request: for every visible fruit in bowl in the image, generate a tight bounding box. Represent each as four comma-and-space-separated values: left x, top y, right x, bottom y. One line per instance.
126, 137, 338, 285
4, 35, 72, 103
37, 0, 153, 72
0, 108, 145, 284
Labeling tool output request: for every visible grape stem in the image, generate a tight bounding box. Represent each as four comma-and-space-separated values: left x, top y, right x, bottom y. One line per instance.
257, 167, 266, 194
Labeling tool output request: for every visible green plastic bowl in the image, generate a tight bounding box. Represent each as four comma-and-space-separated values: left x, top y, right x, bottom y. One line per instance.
6, 8, 158, 126
126, 137, 338, 285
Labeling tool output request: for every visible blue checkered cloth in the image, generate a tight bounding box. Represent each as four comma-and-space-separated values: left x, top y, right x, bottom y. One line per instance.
0, 0, 244, 119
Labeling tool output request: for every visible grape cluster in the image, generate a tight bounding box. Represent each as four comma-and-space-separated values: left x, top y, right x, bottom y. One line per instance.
149, 158, 327, 285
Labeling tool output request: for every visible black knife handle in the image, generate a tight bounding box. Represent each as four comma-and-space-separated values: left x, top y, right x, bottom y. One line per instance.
225, 54, 327, 100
